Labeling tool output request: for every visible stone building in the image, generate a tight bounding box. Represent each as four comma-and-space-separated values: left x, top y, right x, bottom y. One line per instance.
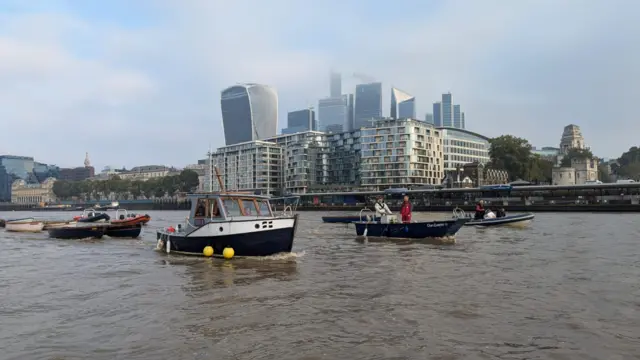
442, 162, 509, 188
552, 124, 600, 184
11, 177, 57, 204
551, 158, 599, 185
559, 124, 586, 154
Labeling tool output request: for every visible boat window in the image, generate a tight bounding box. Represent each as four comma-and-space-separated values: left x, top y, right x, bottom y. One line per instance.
240, 199, 258, 216
195, 199, 207, 218
221, 198, 243, 217
258, 200, 272, 216
210, 199, 222, 218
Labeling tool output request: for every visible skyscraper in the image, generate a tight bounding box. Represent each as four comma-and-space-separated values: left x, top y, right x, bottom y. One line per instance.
433, 102, 442, 127
390, 87, 416, 119
461, 112, 465, 129
283, 109, 317, 134
319, 95, 351, 132
354, 82, 382, 129
330, 72, 342, 97
441, 92, 453, 127
220, 83, 278, 146
425, 113, 434, 124
453, 104, 461, 128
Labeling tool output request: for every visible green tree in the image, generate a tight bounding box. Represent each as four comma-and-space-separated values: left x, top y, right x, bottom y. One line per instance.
162, 176, 179, 197
178, 169, 200, 192
598, 163, 612, 183
560, 148, 594, 167
526, 155, 554, 184
613, 146, 640, 180
489, 135, 533, 181
129, 180, 143, 199
52, 180, 71, 200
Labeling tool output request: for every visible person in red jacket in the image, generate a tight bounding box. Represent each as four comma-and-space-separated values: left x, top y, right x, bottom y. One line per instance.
400, 195, 412, 223
474, 200, 485, 220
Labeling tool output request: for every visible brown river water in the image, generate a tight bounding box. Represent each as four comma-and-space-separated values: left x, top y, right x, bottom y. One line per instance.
0, 210, 639, 359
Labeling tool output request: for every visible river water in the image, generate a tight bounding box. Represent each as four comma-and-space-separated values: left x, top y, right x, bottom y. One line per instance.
0, 210, 638, 359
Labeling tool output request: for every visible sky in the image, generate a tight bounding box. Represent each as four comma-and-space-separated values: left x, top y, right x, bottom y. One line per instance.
0, 0, 638, 170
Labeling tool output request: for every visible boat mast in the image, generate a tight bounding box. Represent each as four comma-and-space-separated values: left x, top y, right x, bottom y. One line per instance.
214, 166, 225, 192
208, 145, 213, 192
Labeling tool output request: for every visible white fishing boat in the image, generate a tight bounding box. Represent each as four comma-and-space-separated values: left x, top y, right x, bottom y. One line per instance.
5, 220, 45, 233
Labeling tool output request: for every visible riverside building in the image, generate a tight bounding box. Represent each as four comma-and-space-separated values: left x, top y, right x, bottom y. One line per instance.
438, 127, 490, 172
359, 118, 444, 190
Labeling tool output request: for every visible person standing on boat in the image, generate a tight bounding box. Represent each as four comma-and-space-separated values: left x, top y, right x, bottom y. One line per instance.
374, 196, 392, 217
400, 195, 412, 223
474, 200, 485, 220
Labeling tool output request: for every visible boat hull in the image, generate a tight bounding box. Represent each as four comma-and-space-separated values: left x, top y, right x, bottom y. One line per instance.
2, 217, 35, 227
48, 226, 106, 239
322, 215, 380, 223
354, 218, 468, 239
464, 213, 535, 228
5, 221, 45, 233
110, 215, 150, 226
156, 216, 298, 257
105, 224, 142, 238
43, 221, 77, 230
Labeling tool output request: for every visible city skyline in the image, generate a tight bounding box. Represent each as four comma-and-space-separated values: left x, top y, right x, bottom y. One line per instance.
0, 0, 638, 170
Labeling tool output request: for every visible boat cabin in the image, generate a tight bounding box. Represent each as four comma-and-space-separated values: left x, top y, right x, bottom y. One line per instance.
186, 192, 274, 228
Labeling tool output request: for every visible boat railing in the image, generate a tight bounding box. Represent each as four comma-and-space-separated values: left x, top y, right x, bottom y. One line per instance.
453, 207, 467, 219
283, 205, 293, 217
359, 207, 374, 222
82, 208, 97, 218
115, 208, 128, 220
269, 196, 301, 216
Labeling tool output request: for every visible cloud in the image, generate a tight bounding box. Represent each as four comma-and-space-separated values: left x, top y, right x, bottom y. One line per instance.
0, 0, 638, 170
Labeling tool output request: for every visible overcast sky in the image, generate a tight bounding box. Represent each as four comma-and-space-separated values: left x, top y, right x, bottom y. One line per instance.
0, 0, 638, 170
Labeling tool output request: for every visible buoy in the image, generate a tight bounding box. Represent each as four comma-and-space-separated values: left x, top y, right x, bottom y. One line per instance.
223, 247, 234, 259
363, 227, 368, 236
166, 240, 171, 254
203, 246, 214, 257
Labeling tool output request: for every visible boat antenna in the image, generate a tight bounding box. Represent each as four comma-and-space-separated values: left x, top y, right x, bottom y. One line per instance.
214, 166, 225, 192
208, 145, 213, 192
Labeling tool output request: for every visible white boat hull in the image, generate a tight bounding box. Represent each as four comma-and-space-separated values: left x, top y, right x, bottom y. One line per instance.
5, 221, 45, 233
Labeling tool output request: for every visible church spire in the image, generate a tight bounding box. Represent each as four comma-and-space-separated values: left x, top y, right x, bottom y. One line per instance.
84, 152, 91, 167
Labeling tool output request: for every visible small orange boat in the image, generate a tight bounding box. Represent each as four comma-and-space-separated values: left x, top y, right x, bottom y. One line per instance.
111, 209, 151, 226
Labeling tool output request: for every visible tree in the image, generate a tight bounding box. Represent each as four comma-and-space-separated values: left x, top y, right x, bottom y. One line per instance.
560, 148, 594, 167
612, 146, 640, 180
52, 181, 71, 200
489, 135, 533, 181
526, 155, 554, 184
179, 169, 200, 192
598, 164, 612, 183
130, 180, 143, 199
